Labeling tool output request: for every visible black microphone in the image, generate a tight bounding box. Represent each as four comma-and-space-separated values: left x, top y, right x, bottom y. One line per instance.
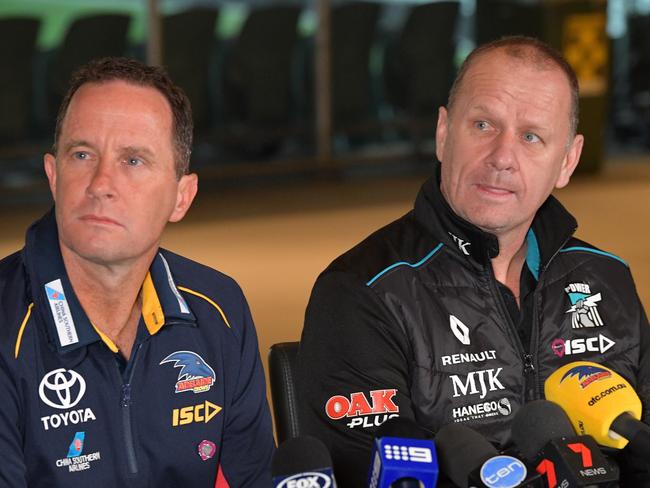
435, 423, 541, 488
610, 412, 650, 456
375, 417, 434, 440
511, 400, 619, 487
368, 417, 438, 488
272, 436, 337, 487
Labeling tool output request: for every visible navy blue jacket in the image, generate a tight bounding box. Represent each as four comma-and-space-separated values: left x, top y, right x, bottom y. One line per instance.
0, 210, 275, 487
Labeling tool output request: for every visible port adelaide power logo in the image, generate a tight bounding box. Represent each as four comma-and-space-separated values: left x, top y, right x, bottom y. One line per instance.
564, 282, 605, 329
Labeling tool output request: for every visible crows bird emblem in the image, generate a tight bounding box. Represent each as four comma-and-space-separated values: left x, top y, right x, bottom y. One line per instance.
560, 364, 611, 389
160, 351, 216, 393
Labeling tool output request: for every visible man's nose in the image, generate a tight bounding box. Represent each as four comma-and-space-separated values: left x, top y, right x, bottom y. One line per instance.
86, 158, 117, 200
487, 131, 518, 172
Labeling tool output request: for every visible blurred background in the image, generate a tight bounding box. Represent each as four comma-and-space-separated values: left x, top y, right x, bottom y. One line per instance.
0, 0, 649, 413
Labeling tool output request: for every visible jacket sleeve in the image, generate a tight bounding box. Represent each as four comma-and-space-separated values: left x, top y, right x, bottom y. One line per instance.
617, 292, 650, 483
296, 270, 416, 487
0, 353, 28, 488
218, 295, 275, 487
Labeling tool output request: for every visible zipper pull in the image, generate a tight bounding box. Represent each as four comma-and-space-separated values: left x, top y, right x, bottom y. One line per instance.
121, 384, 131, 407
523, 354, 535, 374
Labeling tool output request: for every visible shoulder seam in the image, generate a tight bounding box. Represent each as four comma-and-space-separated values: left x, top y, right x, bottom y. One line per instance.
14, 303, 34, 359
366, 243, 444, 287
177, 286, 232, 328
560, 246, 628, 267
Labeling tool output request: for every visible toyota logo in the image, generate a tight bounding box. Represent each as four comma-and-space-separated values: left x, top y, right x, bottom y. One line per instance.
39, 368, 86, 409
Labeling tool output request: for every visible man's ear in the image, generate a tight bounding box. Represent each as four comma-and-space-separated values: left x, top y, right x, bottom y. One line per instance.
169, 173, 198, 223
44, 153, 57, 200
436, 107, 449, 162
555, 134, 584, 189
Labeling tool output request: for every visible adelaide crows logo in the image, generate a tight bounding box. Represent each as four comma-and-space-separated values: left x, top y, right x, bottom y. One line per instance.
564, 282, 604, 329
160, 351, 216, 394
560, 364, 611, 389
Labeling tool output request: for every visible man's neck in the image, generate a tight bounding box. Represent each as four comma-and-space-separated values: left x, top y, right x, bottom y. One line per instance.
60, 244, 155, 358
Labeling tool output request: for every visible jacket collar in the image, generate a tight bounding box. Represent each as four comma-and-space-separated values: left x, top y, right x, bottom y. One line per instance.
24, 208, 196, 355
414, 162, 578, 275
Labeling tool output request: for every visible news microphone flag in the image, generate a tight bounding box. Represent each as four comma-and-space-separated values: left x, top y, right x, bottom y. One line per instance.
368, 436, 438, 488
544, 361, 641, 449
512, 400, 619, 487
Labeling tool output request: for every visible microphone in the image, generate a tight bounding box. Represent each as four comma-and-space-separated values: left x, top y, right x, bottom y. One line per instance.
272, 436, 337, 488
511, 399, 619, 487
435, 422, 541, 488
544, 360, 650, 457
368, 417, 439, 488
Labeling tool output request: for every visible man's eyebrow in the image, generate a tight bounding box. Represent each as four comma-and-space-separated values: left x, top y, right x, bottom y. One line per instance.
468, 104, 492, 114
468, 105, 550, 132
118, 145, 155, 158
62, 140, 95, 153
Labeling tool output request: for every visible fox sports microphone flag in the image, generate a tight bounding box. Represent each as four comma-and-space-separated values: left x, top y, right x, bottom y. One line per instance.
544, 361, 642, 450
272, 436, 337, 488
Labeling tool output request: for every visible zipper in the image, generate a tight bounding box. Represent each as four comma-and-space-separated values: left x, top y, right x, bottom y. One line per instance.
527, 231, 576, 399
119, 343, 143, 475
485, 267, 534, 404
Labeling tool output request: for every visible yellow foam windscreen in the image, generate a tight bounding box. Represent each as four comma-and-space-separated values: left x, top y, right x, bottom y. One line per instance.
544, 361, 642, 449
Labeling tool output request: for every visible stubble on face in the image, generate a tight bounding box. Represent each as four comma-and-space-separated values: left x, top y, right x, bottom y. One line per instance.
46, 81, 185, 270
436, 48, 579, 239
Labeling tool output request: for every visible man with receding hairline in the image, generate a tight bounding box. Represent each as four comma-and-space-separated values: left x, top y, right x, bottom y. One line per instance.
297, 36, 650, 485
0, 57, 274, 487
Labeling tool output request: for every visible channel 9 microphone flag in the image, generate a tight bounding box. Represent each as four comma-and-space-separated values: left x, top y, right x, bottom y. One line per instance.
545, 360, 650, 455
367, 417, 438, 488
272, 436, 337, 488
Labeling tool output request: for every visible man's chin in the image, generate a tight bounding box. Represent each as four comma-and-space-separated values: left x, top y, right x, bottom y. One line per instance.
63, 240, 136, 267
463, 210, 513, 235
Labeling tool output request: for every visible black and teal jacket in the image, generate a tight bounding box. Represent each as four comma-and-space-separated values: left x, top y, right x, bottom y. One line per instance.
0, 210, 274, 487
297, 172, 650, 486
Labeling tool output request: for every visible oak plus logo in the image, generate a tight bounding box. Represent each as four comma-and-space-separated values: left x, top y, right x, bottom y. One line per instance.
449, 368, 505, 399
449, 315, 471, 345
39, 368, 96, 431
325, 389, 399, 429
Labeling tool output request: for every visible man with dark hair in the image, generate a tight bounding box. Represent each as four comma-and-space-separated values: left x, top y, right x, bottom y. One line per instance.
297, 36, 650, 485
0, 57, 274, 487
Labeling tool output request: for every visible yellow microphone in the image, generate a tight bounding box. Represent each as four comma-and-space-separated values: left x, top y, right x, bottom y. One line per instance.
544, 361, 649, 452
